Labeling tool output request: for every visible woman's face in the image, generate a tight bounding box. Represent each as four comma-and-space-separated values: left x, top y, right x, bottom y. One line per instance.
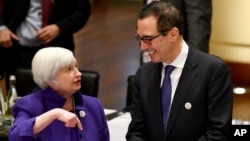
50, 59, 82, 97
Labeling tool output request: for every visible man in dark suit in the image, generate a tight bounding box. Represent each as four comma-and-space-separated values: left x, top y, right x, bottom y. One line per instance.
126, 2, 232, 141
0, 0, 91, 85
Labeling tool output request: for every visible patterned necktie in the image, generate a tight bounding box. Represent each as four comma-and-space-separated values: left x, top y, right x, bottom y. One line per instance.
42, 0, 52, 27
161, 65, 175, 130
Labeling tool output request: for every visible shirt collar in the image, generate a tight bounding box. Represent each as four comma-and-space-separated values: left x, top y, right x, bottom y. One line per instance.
162, 40, 189, 69
41, 87, 84, 111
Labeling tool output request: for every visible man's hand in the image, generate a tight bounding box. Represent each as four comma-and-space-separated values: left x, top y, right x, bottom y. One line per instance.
37, 24, 60, 44
0, 28, 19, 48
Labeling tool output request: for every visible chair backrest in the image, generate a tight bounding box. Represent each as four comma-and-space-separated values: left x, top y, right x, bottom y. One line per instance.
14, 69, 100, 97
15, 68, 36, 97
123, 75, 135, 111
79, 70, 100, 97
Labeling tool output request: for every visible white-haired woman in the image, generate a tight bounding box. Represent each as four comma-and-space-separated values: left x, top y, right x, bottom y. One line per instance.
8, 47, 110, 141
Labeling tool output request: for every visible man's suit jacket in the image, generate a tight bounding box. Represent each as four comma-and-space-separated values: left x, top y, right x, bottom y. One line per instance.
0, 0, 91, 51
126, 47, 233, 141
143, 0, 212, 52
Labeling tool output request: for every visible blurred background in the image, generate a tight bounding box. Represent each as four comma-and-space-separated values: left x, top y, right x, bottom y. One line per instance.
74, 0, 141, 111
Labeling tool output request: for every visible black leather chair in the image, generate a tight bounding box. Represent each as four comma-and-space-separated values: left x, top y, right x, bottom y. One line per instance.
123, 75, 135, 112
79, 70, 100, 97
14, 68, 36, 97
14, 68, 100, 97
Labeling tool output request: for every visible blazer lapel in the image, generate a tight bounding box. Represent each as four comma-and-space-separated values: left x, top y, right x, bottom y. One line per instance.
147, 63, 166, 138
165, 47, 198, 138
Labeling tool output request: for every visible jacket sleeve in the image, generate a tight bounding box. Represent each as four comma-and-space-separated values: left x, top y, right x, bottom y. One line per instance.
199, 59, 233, 141
8, 98, 38, 141
126, 68, 148, 141
54, 0, 91, 35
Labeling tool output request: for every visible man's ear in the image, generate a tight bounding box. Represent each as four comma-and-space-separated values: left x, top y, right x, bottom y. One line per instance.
169, 27, 179, 41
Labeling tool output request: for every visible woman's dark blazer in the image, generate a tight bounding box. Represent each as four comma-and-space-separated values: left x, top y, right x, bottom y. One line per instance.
0, 0, 91, 51
126, 47, 233, 141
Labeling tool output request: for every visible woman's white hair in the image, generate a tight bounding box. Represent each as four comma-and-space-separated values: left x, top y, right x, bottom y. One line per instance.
32, 47, 75, 89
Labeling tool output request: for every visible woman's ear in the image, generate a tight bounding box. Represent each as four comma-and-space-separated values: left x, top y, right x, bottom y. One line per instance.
47, 81, 54, 87
47, 80, 57, 88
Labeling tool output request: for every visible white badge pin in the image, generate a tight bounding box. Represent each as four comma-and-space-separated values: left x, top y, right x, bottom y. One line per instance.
185, 102, 192, 110
79, 111, 86, 117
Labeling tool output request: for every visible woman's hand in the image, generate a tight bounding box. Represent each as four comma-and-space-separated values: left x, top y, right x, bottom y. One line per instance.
34, 108, 83, 135
56, 109, 83, 130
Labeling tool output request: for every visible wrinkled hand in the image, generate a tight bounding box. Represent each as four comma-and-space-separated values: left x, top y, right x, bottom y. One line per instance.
37, 24, 60, 44
0, 28, 19, 48
57, 109, 83, 130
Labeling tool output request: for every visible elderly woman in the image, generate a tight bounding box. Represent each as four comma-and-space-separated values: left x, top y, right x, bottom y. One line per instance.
8, 47, 110, 141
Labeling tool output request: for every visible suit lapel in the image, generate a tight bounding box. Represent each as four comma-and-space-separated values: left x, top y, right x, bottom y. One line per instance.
147, 63, 166, 138
165, 47, 198, 138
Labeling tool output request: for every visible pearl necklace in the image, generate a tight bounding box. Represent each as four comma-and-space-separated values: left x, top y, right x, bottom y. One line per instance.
72, 96, 76, 114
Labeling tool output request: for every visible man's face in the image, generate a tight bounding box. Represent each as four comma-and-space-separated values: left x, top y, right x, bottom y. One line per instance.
136, 16, 170, 63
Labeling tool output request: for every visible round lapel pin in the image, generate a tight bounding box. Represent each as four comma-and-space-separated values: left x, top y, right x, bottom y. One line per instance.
185, 102, 192, 110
